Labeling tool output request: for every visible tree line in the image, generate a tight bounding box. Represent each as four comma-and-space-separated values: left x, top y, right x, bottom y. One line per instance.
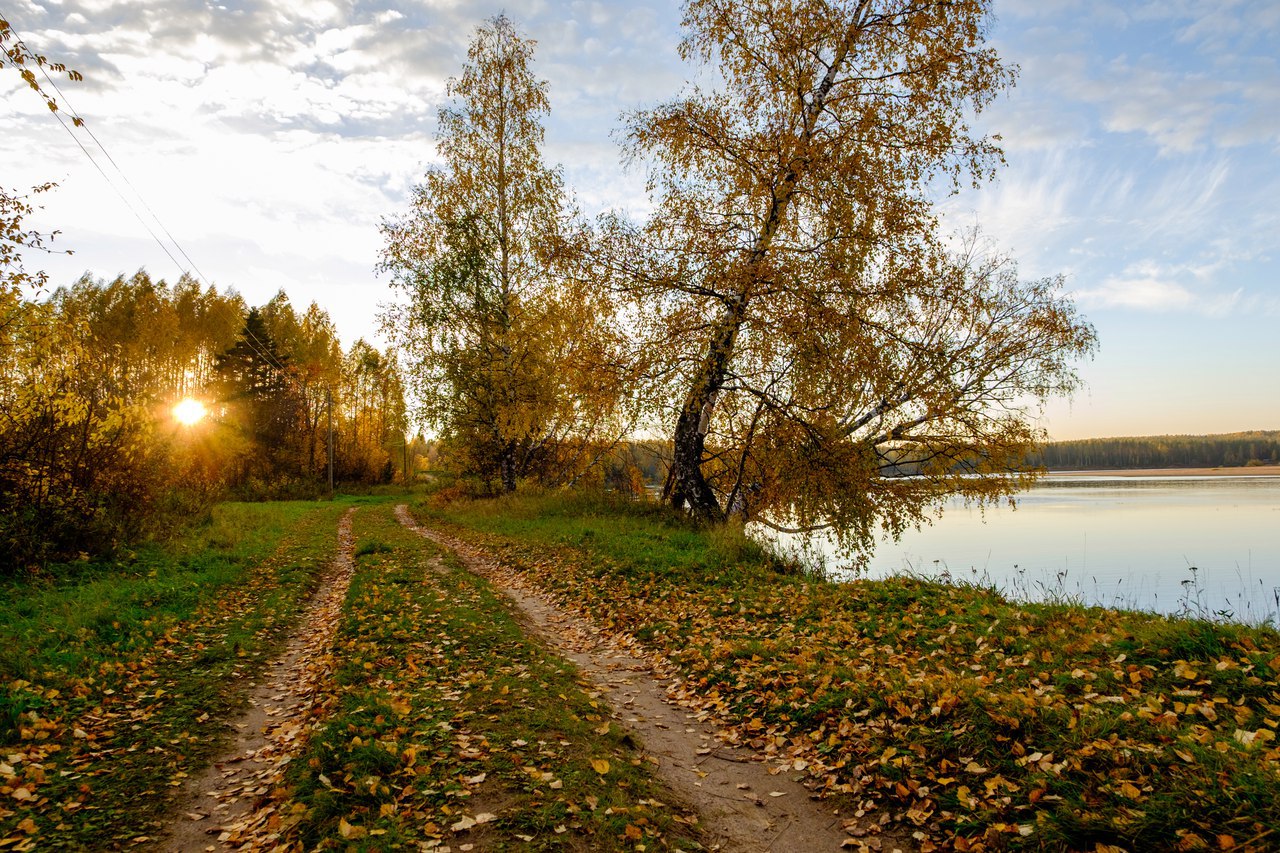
1032, 432, 1280, 471
4, 15, 413, 570
0, 269, 407, 570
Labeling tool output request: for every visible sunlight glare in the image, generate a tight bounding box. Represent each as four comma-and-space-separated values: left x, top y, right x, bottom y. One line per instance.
172, 398, 207, 426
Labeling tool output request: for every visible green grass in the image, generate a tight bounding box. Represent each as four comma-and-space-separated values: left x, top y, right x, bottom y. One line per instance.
279, 502, 705, 851
418, 489, 1280, 852
425, 488, 792, 580
0, 499, 352, 850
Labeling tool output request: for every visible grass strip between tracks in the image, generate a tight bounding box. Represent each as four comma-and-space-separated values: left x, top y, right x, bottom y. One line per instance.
277, 501, 705, 851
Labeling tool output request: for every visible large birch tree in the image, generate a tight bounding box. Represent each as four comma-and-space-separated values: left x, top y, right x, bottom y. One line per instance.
615, 0, 1096, 555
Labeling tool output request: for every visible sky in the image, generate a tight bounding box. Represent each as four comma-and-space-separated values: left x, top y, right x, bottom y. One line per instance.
3, 0, 1278, 441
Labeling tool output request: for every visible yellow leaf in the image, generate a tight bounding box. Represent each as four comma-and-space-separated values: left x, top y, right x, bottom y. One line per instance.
591, 758, 610, 775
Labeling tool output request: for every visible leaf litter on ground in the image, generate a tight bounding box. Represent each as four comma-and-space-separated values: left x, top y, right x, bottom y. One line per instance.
420, 491, 1280, 852
0, 500, 351, 850
270, 501, 707, 851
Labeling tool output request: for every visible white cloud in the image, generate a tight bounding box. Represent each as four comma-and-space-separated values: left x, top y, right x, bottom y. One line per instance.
1075, 261, 1243, 315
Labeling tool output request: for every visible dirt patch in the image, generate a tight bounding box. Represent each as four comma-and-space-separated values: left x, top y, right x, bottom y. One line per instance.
157, 506, 357, 852
397, 506, 910, 852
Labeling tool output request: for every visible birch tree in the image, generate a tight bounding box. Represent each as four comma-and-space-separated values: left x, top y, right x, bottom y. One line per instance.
381, 15, 635, 492
615, 0, 1096, 555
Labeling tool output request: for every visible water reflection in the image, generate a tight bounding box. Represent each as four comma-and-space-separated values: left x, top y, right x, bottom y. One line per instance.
781, 476, 1280, 623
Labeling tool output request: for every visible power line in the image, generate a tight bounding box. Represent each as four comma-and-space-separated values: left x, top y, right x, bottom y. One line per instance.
4, 10, 298, 380
3, 11, 199, 279
7, 12, 343, 490
24, 43, 215, 287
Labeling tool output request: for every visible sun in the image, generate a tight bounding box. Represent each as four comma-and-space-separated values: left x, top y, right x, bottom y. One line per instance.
172, 398, 207, 426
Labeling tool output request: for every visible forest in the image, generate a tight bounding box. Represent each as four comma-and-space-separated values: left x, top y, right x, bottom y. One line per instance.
1033, 431, 1280, 471
4, 7, 1278, 850
0, 269, 412, 568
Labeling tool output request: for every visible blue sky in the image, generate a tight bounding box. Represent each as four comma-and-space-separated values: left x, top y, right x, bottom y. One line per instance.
3, 0, 1277, 440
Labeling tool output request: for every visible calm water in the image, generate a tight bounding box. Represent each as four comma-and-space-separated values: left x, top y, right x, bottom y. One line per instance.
794, 477, 1280, 622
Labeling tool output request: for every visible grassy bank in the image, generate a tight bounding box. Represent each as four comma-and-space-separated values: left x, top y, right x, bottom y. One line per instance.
275, 501, 704, 850
416, 490, 1280, 852
0, 499, 352, 849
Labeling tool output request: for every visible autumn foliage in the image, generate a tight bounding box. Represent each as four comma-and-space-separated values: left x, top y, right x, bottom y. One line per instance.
430, 492, 1280, 851
0, 272, 408, 570
380, 15, 639, 494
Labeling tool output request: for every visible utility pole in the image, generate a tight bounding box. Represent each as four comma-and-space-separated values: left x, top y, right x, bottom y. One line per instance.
326, 387, 334, 494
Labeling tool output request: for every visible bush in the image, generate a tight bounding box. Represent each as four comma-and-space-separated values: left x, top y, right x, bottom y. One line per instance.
0, 392, 222, 573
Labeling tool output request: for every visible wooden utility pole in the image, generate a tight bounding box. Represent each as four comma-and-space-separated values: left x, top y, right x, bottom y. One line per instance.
326, 388, 334, 494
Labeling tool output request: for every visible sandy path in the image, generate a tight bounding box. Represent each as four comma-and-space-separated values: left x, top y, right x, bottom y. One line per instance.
396, 505, 906, 853
158, 506, 356, 852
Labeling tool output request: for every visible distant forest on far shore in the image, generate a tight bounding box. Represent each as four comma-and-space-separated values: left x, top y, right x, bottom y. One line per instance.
610, 431, 1280, 486
1031, 431, 1280, 471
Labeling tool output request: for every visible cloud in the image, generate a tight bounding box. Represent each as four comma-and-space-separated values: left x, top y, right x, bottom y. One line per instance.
7, 0, 1276, 372
992, 0, 1280, 154
1074, 260, 1243, 315
3, 0, 688, 347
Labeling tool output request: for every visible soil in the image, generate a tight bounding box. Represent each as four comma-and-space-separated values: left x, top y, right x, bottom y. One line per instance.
396, 506, 912, 853
157, 506, 357, 852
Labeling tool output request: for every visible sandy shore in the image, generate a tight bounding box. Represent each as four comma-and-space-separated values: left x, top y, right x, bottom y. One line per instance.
1048, 466, 1280, 477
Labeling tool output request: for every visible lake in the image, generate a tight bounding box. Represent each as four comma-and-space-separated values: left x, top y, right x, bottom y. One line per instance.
782, 476, 1280, 623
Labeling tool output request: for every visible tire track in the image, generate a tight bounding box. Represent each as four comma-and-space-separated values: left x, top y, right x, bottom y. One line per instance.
395, 505, 887, 852
158, 506, 357, 852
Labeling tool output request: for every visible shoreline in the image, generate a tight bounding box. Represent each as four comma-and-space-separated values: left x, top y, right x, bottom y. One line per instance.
1046, 465, 1280, 477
